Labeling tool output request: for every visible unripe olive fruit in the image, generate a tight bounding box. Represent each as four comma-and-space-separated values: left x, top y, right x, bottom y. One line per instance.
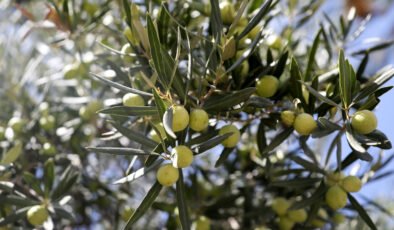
256, 75, 279, 98
171, 145, 194, 168
63, 62, 84, 79
220, 1, 235, 25
326, 171, 345, 186
122, 93, 145, 107
340, 176, 362, 193
221, 36, 236, 61
189, 109, 209, 132
287, 208, 307, 223
79, 106, 91, 121
8, 117, 24, 133
0, 126, 5, 140
150, 123, 166, 143
351, 110, 377, 134
43, 142, 56, 156
266, 34, 282, 50
38, 102, 50, 116
281, 110, 295, 127
293, 113, 317, 136
87, 100, 103, 114
27, 205, 49, 226
278, 216, 295, 230
121, 43, 134, 63
156, 164, 179, 186
39, 115, 55, 131
332, 212, 346, 224
311, 208, 328, 228
271, 197, 291, 216
121, 206, 135, 222
192, 216, 211, 230
168, 105, 189, 132
219, 125, 241, 148
325, 185, 347, 210
123, 27, 134, 42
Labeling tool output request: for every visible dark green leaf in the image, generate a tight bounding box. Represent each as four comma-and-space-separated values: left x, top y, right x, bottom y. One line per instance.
111, 122, 158, 150
348, 193, 377, 230
270, 178, 322, 188
353, 68, 394, 103
146, 16, 185, 99
0, 207, 30, 226
51, 166, 79, 201
345, 122, 368, 155
123, 182, 163, 229
338, 50, 355, 109
238, 0, 273, 39
209, 0, 223, 40
163, 107, 176, 139
273, 51, 289, 78
90, 73, 152, 96
203, 88, 256, 112
289, 58, 307, 110
44, 159, 55, 197
263, 128, 293, 154
289, 156, 325, 174
0, 195, 40, 206
192, 133, 232, 154
215, 148, 234, 167
99, 106, 158, 117
290, 182, 327, 210
23, 172, 44, 197
299, 81, 339, 108
305, 29, 322, 81
86, 147, 159, 156
113, 159, 163, 184
176, 170, 191, 230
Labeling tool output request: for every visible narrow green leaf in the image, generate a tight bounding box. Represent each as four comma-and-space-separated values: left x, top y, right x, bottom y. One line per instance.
338, 50, 356, 109
1, 142, 22, 164
215, 148, 234, 167
111, 122, 158, 150
273, 51, 289, 78
209, 0, 222, 40
270, 178, 322, 188
0, 195, 40, 206
146, 15, 185, 99
176, 170, 191, 230
86, 147, 159, 156
290, 182, 327, 210
238, 0, 273, 39
44, 159, 55, 197
153, 89, 167, 121
203, 88, 256, 112
51, 166, 79, 201
256, 121, 267, 155
90, 73, 152, 96
98, 106, 158, 117
289, 58, 307, 109
113, 159, 163, 184
353, 68, 394, 103
122, 0, 131, 25
345, 122, 367, 154
359, 130, 392, 149
305, 29, 322, 81
263, 128, 294, 154
123, 182, 163, 229
23, 172, 44, 196
289, 156, 325, 174
299, 81, 339, 108
348, 194, 377, 230
163, 107, 176, 139
192, 133, 232, 154
0, 207, 30, 226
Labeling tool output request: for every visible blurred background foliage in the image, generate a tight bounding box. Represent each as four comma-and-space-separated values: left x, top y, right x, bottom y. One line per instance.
0, 0, 394, 229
